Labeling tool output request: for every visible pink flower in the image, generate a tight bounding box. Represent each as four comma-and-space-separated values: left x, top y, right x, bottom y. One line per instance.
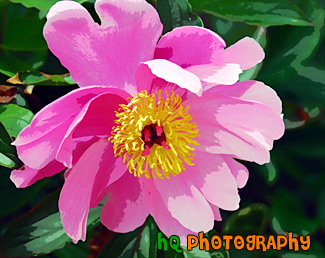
10, 0, 284, 244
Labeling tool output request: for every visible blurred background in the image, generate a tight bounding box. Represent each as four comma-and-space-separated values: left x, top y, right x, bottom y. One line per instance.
0, 0, 324, 257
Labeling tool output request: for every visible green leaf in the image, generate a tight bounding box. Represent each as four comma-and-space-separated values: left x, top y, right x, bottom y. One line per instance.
221, 204, 269, 258
257, 0, 325, 107
156, 0, 203, 34
7, 71, 76, 86
254, 158, 278, 185
0, 18, 46, 52
271, 190, 320, 235
0, 2, 48, 76
0, 166, 48, 217
189, 0, 312, 27
53, 239, 90, 258
0, 104, 34, 137
0, 190, 102, 257
222, 203, 269, 236
0, 50, 47, 77
99, 216, 159, 258
280, 240, 325, 258
209, 16, 267, 81
0, 122, 20, 168
211, 16, 259, 46
136, 216, 159, 258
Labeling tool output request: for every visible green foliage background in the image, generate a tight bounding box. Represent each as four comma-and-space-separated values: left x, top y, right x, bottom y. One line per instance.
0, 0, 324, 257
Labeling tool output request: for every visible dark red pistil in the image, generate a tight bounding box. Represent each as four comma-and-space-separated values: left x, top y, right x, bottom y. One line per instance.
141, 124, 170, 156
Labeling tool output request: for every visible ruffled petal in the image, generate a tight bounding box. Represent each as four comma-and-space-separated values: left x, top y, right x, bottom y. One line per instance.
155, 27, 263, 85
152, 174, 214, 233
184, 151, 241, 211
15, 120, 72, 169
101, 172, 149, 233
155, 26, 226, 67
10, 161, 65, 188
204, 80, 282, 114
44, 0, 162, 92
219, 37, 265, 70
59, 138, 122, 243
14, 86, 116, 146
185, 86, 284, 164
136, 59, 202, 96
13, 86, 128, 169
57, 91, 128, 167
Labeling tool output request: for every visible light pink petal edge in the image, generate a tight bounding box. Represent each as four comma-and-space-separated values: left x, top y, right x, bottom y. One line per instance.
136, 59, 202, 96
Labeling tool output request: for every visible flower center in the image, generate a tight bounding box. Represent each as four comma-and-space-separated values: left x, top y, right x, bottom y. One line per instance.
110, 90, 199, 179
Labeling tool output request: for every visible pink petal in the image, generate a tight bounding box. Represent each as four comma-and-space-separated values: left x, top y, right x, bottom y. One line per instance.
151, 175, 214, 233
140, 178, 196, 245
15, 120, 72, 169
210, 204, 222, 221
59, 139, 122, 243
134, 66, 188, 101
14, 86, 117, 146
155, 26, 226, 67
89, 156, 126, 208
185, 91, 284, 164
184, 151, 240, 211
136, 59, 202, 96
13, 86, 128, 169
101, 172, 148, 233
220, 37, 265, 70
199, 127, 271, 164
57, 91, 128, 167
186, 63, 242, 86
224, 156, 249, 189
69, 137, 101, 171
10, 161, 65, 188
204, 80, 283, 114
44, 0, 162, 92
214, 98, 284, 146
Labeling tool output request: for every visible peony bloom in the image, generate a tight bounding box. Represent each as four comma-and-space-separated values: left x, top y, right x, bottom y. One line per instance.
10, 0, 284, 244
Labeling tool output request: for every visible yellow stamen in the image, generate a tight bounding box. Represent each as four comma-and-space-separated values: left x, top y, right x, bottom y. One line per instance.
110, 90, 199, 179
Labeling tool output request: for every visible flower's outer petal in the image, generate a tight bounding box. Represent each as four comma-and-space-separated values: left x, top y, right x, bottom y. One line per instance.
184, 151, 240, 211
59, 138, 122, 243
210, 204, 222, 221
13, 86, 117, 146
136, 59, 202, 96
186, 63, 242, 86
185, 87, 284, 164
140, 178, 196, 245
44, 0, 162, 92
13, 86, 129, 169
151, 174, 214, 233
219, 37, 265, 70
224, 156, 249, 189
204, 80, 282, 114
154, 26, 226, 67
101, 172, 149, 233
10, 161, 65, 188
57, 91, 128, 167
89, 157, 126, 209
15, 120, 72, 170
